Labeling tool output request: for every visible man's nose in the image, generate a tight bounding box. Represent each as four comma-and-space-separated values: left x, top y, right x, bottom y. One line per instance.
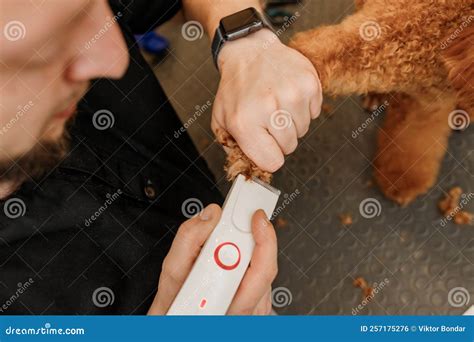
66, 8, 129, 82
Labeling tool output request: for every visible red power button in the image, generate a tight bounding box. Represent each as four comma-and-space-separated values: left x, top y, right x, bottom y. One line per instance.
214, 242, 241, 270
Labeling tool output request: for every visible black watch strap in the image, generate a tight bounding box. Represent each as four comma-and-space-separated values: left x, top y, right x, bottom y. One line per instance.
211, 9, 274, 70
211, 26, 226, 69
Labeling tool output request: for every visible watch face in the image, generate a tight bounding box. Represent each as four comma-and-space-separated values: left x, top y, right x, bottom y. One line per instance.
220, 7, 261, 37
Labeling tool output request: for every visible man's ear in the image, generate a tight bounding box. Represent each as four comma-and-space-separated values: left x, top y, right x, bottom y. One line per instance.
441, 24, 474, 116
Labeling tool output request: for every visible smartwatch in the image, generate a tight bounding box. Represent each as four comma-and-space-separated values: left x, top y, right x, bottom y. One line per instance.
211, 7, 274, 69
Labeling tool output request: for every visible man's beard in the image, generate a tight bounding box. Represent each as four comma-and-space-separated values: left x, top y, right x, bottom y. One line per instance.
0, 132, 70, 185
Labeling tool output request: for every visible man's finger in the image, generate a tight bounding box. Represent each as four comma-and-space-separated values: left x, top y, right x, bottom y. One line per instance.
233, 126, 284, 173
310, 72, 323, 119
268, 122, 298, 155
275, 89, 311, 138
227, 209, 278, 315
253, 287, 272, 315
162, 204, 221, 284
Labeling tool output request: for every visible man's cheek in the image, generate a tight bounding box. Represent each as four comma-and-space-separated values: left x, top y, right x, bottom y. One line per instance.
0, 104, 52, 158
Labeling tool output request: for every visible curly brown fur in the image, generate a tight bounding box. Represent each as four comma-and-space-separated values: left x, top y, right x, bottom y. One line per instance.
288, 0, 474, 205
290, 1, 473, 96
441, 24, 474, 114
215, 129, 272, 183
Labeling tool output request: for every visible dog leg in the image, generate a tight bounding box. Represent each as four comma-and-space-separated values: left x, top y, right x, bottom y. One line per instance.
289, 6, 447, 98
373, 92, 457, 206
290, 25, 371, 96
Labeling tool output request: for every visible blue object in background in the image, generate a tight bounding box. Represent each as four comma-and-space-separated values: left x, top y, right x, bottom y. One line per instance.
135, 32, 169, 55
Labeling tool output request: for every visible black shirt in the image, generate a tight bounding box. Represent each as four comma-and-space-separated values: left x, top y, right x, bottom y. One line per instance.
0, 0, 223, 314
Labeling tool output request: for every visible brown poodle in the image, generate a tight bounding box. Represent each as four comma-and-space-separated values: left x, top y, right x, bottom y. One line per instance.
218, 0, 473, 206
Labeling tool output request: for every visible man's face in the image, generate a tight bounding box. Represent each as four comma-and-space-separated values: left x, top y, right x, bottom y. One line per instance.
0, 0, 129, 183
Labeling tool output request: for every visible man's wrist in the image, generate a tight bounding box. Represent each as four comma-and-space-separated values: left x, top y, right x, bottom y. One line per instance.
217, 28, 279, 70
211, 6, 276, 70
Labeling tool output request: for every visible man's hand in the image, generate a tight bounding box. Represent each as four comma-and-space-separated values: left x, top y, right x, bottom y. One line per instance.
147, 204, 278, 315
211, 29, 323, 172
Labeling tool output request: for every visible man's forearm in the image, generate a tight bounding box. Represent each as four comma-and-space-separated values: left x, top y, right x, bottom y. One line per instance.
182, 0, 323, 175
182, 0, 264, 40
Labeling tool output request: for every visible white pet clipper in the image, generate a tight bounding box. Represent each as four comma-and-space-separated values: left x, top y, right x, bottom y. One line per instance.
167, 174, 280, 315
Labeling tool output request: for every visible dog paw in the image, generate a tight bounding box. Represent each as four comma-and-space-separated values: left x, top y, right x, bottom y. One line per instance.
373, 161, 436, 206
215, 128, 272, 183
